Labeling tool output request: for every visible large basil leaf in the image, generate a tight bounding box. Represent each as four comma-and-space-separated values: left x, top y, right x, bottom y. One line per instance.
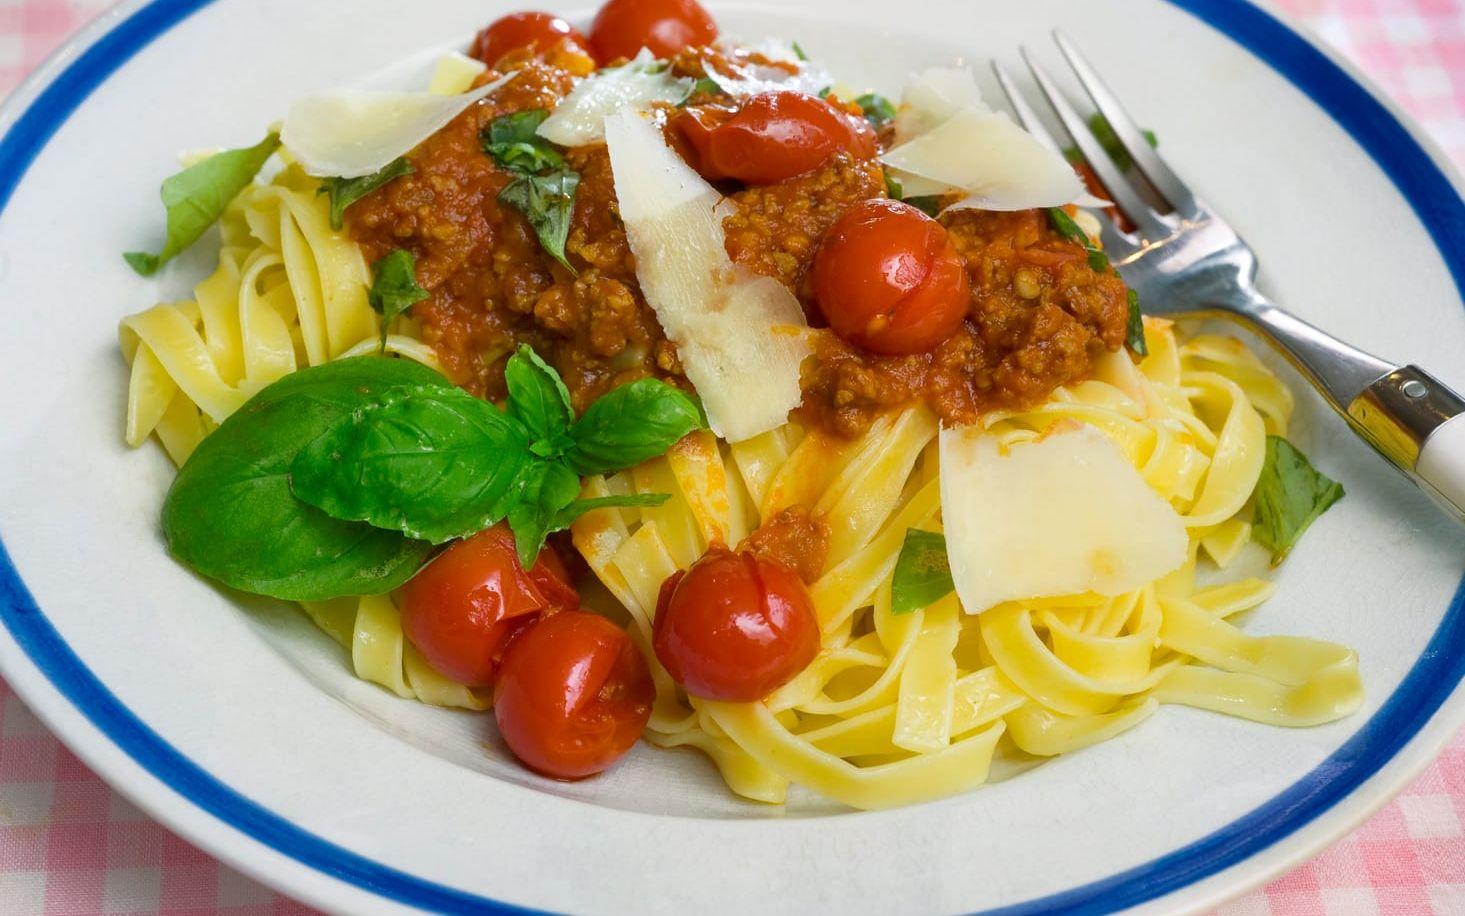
290, 384, 531, 545
161, 357, 449, 601
505, 460, 583, 569
504, 345, 574, 455
125, 133, 280, 276
566, 379, 705, 476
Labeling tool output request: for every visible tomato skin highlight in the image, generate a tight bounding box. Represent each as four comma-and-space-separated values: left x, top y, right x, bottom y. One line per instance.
812, 198, 970, 355
494, 611, 654, 779
673, 91, 878, 185
589, 0, 718, 63
470, 12, 590, 66
400, 525, 579, 687
653, 547, 820, 702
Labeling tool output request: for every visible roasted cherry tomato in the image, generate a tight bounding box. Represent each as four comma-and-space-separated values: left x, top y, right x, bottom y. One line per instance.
653, 546, 820, 702
589, 0, 717, 62
812, 198, 970, 354
493, 611, 654, 779
673, 91, 878, 185
401, 525, 579, 687
470, 11, 590, 66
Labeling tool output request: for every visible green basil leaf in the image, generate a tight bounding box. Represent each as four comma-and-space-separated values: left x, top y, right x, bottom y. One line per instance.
855, 93, 897, 131
905, 195, 942, 217
368, 249, 429, 349
506, 460, 583, 569
290, 384, 532, 545
678, 76, 722, 107
566, 378, 705, 476
550, 493, 671, 530
499, 169, 580, 273
884, 171, 904, 200
1046, 206, 1110, 273
505, 345, 574, 453
481, 110, 565, 174
125, 133, 280, 276
792, 41, 810, 61
1087, 113, 1158, 172
161, 357, 449, 601
1252, 436, 1345, 565
318, 157, 414, 231
890, 529, 955, 614
1126, 288, 1148, 357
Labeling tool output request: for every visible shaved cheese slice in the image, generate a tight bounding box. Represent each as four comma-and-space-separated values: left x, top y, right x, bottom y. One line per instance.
604, 110, 810, 442
428, 52, 487, 96
281, 71, 515, 178
894, 66, 989, 144
939, 423, 1188, 613
538, 50, 691, 147
882, 108, 1085, 211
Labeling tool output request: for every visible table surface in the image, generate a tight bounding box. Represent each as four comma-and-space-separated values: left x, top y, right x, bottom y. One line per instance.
2, 0, 1464, 913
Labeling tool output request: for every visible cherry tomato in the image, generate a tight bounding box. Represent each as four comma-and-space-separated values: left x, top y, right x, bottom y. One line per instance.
812, 198, 970, 355
673, 91, 878, 185
470, 12, 590, 66
589, 0, 718, 62
493, 611, 654, 779
401, 525, 579, 687
653, 547, 820, 702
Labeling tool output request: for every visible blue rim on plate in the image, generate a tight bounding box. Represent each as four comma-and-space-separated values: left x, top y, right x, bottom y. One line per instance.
1, 1, 1462, 913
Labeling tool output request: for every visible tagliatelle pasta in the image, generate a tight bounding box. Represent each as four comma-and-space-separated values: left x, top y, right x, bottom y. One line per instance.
570, 320, 1363, 809
115, 19, 1362, 810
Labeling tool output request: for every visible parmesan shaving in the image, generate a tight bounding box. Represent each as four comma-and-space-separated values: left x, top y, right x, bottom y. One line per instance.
537, 50, 692, 147
281, 72, 516, 178
882, 108, 1085, 211
894, 66, 989, 144
427, 52, 488, 96
939, 423, 1188, 614
604, 110, 810, 443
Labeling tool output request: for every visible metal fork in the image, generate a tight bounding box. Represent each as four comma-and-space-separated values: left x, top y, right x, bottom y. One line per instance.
993, 32, 1465, 525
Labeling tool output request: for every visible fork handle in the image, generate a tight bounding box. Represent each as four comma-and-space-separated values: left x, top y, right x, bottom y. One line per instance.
1348, 368, 1465, 524
1239, 301, 1465, 524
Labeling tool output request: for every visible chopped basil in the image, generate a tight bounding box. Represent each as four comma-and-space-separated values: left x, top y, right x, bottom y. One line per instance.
1126, 289, 1148, 357
1046, 207, 1110, 273
318, 157, 414, 231
367, 249, 429, 349
160, 358, 445, 601
855, 92, 898, 131
905, 195, 942, 217
125, 133, 279, 276
1063, 114, 1158, 172
678, 76, 722, 107
884, 171, 904, 200
891, 529, 955, 614
500, 169, 580, 273
1252, 436, 1345, 565
481, 110, 565, 174
792, 41, 810, 61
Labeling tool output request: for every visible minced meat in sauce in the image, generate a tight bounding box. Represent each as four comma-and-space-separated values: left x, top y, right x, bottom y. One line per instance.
347, 50, 1130, 436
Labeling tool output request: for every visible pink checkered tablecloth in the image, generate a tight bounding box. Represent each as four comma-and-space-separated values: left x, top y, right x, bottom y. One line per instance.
1, 0, 1463, 913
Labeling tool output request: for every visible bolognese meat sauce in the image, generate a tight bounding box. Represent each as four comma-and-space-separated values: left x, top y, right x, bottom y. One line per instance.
347, 45, 1130, 437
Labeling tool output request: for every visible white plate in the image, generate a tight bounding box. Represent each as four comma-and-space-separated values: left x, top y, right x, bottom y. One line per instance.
1, 0, 1463, 912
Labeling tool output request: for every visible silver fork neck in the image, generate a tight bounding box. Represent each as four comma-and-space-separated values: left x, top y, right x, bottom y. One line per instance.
1225, 289, 1394, 412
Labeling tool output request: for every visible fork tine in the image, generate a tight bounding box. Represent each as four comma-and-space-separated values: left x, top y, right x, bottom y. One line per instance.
990, 61, 1064, 156
1052, 31, 1200, 218
1019, 47, 1173, 241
